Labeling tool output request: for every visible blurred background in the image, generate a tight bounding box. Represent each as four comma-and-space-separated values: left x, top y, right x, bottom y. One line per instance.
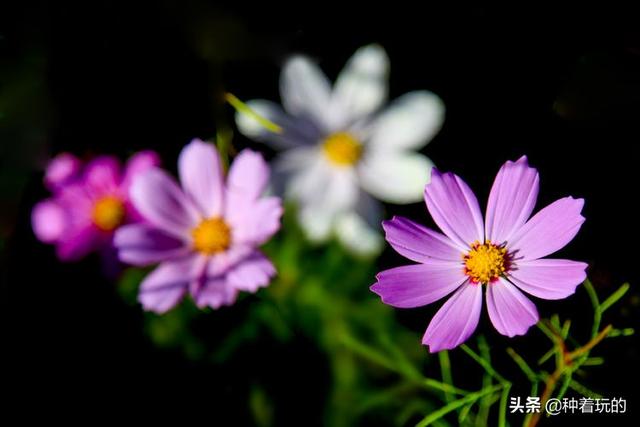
2, 2, 639, 425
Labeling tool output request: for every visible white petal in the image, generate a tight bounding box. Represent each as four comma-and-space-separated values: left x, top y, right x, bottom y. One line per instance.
331, 44, 389, 126
335, 210, 383, 256
286, 148, 359, 213
358, 152, 434, 204
280, 56, 332, 129
234, 99, 321, 148
367, 91, 445, 151
298, 204, 335, 242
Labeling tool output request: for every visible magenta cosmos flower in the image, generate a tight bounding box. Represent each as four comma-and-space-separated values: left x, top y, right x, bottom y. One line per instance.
32, 151, 160, 261
371, 156, 587, 352
114, 139, 283, 313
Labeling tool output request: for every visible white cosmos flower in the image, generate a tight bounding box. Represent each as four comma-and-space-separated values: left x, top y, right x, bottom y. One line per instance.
235, 44, 445, 255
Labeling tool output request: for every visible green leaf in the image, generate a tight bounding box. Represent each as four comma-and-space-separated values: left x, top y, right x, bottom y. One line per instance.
600, 283, 630, 313
506, 347, 537, 382
415, 384, 504, 427
460, 344, 508, 384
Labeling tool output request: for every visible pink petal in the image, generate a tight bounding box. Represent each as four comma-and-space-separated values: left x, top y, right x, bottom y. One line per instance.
138, 254, 205, 313
44, 153, 82, 191
195, 278, 238, 310
121, 150, 161, 194
206, 245, 254, 277
114, 223, 190, 266
422, 282, 482, 352
486, 278, 539, 337
371, 263, 466, 308
485, 156, 539, 244
383, 216, 462, 263
56, 225, 100, 261
178, 139, 224, 218
508, 197, 585, 261
83, 156, 121, 196
129, 168, 200, 239
423, 169, 484, 250
226, 251, 276, 293
508, 259, 587, 300
32, 199, 66, 243
227, 197, 283, 246
226, 149, 269, 201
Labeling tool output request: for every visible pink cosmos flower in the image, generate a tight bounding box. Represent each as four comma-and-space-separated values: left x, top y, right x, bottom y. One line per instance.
371, 156, 587, 352
32, 151, 160, 261
114, 139, 283, 313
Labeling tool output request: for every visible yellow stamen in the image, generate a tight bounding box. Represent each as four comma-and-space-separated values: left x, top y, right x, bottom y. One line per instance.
92, 196, 125, 231
322, 132, 362, 166
192, 217, 231, 254
463, 240, 508, 284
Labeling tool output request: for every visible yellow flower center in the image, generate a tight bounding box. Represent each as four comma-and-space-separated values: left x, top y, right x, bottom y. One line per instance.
92, 196, 125, 231
463, 240, 508, 284
191, 217, 231, 254
322, 132, 362, 166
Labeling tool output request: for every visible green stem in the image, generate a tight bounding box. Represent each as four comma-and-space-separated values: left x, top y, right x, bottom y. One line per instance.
439, 351, 454, 404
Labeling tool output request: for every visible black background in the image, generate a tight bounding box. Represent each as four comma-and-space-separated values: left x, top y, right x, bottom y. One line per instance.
2, 2, 639, 425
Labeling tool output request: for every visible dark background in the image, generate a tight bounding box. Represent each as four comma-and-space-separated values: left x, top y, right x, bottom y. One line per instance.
2, 2, 639, 425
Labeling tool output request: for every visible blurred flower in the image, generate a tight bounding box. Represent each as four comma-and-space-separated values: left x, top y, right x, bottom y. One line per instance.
114, 139, 283, 313
371, 156, 587, 352
32, 151, 160, 261
235, 44, 444, 255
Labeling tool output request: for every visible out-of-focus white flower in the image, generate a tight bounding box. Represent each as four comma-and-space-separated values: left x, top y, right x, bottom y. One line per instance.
235, 44, 444, 255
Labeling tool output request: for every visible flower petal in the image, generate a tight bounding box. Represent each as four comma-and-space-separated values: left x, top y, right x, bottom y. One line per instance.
508, 197, 585, 261
226, 251, 276, 293
331, 44, 389, 125
44, 153, 82, 191
298, 204, 335, 242
508, 259, 587, 300
227, 149, 269, 201
178, 139, 225, 218
233, 197, 283, 245
486, 278, 539, 337
206, 245, 254, 278
114, 223, 190, 266
32, 199, 66, 243
55, 225, 100, 261
485, 156, 539, 244
367, 91, 445, 151
280, 56, 332, 129
422, 282, 482, 352
195, 278, 238, 309
371, 263, 466, 308
130, 168, 200, 239
234, 99, 321, 148
121, 150, 161, 194
423, 169, 484, 249
83, 156, 121, 196
335, 210, 384, 256
290, 152, 359, 214
383, 216, 462, 263
358, 151, 434, 204
138, 254, 205, 313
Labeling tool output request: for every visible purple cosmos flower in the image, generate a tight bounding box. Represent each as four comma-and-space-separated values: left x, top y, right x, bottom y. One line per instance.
32, 150, 160, 261
114, 139, 283, 313
371, 156, 587, 352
